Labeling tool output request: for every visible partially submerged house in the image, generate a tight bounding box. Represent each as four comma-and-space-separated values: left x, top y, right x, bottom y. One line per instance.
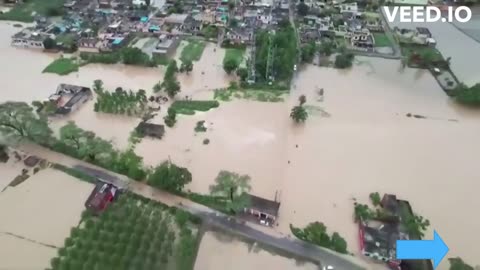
153, 34, 180, 57
85, 182, 119, 215
48, 84, 93, 115
243, 193, 280, 227
11, 28, 49, 49
136, 122, 165, 139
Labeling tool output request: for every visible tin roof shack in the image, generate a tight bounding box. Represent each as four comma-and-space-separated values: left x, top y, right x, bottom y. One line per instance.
85, 182, 119, 215
49, 84, 93, 115
11, 28, 49, 49
136, 122, 165, 139
242, 193, 280, 227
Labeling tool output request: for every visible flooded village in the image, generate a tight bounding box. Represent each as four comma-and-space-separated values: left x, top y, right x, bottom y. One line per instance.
1, 0, 480, 270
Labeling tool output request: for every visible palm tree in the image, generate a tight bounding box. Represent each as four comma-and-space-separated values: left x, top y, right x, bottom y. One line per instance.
290, 105, 308, 123
209, 171, 252, 212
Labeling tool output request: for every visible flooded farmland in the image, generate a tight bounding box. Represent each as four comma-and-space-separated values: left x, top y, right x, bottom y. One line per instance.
1, 18, 480, 270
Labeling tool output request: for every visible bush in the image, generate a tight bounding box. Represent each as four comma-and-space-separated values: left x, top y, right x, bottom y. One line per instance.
369, 192, 381, 206
194, 121, 207, 132
290, 222, 348, 254
147, 161, 192, 193
164, 108, 177, 127
334, 51, 354, 69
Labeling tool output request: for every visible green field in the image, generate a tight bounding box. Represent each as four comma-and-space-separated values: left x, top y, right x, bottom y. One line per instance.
43, 58, 79, 76
223, 48, 245, 66
0, 0, 64, 22
180, 40, 206, 62
373, 33, 393, 47
214, 88, 286, 102
48, 193, 200, 270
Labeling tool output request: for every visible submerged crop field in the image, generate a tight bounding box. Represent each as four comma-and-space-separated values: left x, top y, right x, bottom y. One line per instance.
49, 193, 200, 270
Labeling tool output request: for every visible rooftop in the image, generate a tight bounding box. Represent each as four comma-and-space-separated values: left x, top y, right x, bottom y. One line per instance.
246, 193, 280, 217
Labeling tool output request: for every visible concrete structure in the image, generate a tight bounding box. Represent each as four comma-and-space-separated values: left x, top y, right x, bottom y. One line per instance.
136, 122, 165, 139
48, 84, 93, 115
243, 193, 280, 227
153, 34, 180, 57
11, 28, 48, 49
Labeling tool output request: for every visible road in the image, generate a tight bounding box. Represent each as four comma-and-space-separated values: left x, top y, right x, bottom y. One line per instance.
18, 143, 367, 270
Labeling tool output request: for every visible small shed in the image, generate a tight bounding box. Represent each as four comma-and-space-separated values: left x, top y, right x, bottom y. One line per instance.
136, 122, 165, 139
243, 193, 280, 226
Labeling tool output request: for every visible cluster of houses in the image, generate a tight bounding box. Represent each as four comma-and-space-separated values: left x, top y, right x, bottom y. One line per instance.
9, 0, 291, 57
298, 1, 388, 52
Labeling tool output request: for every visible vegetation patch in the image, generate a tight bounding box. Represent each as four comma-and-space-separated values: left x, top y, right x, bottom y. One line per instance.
254, 21, 297, 83
48, 193, 201, 270
401, 44, 445, 68
170, 100, 219, 115
373, 33, 392, 47
194, 121, 207, 132
92, 80, 148, 116
0, 0, 65, 22
214, 87, 286, 102
454, 83, 480, 105
180, 40, 206, 62
80, 48, 156, 67
290, 222, 348, 254
42, 58, 79, 76
223, 48, 245, 74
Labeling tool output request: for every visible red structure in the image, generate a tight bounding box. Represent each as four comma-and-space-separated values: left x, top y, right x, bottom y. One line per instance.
85, 182, 118, 215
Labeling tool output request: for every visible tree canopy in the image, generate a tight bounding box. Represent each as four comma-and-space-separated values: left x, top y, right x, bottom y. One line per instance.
334, 50, 354, 69
290, 105, 308, 123
290, 222, 349, 254
297, 2, 309, 16
0, 102, 52, 144
209, 171, 252, 212
455, 83, 480, 105
223, 57, 239, 74
148, 161, 192, 193
448, 258, 474, 270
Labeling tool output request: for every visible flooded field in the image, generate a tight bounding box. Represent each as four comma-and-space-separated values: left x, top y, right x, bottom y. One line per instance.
281, 60, 480, 269
0, 234, 57, 270
135, 100, 288, 199
195, 231, 319, 270
0, 168, 93, 246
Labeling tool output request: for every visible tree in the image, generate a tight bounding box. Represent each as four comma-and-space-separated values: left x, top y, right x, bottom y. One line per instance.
209, 171, 251, 212
180, 59, 193, 74
369, 192, 381, 206
330, 232, 348, 254
165, 60, 178, 80
147, 161, 192, 192
354, 203, 374, 222
301, 42, 316, 63
153, 82, 163, 93
334, 51, 354, 69
236, 67, 248, 81
223, 58, 239, 74
145, 0, 151, 6
404, 214, 430, 239
43, 37, 56, 50
114, 149, 147, 180
228, 0, 235, 9
318, 41, 334, 56
164, 108, 177, 127
121, 47, 150, 66
455, 84, 480, 105
290, 105, 308, 123
93, 79, 104, 94
448, 258, 474, 270
164, 79, 181, 98
0, 102, 52, 144
297, 2, 309, 16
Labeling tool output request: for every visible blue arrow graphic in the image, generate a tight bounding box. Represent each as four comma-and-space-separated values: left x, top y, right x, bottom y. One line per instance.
396, 230, 449, 269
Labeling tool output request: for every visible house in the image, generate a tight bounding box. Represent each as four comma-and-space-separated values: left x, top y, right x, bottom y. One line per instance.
48, 84, 93, 115
164, 13, 189, 26
78, 37, 100, 53
85, 182, 119, 215
338, 2, 358, 15
243, 193, 280, 227
225, 27, 254, 45
182, 15, 203, 34
132, 0, 147, 7
136, 122, 165, 139
349, 31, 374, 49
153, 34, 180, 57
11, 28, 49, 49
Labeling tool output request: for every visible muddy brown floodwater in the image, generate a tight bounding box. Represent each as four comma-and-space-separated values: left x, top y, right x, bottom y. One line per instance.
2, 19, 480, 270
195, 231, 319, 270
